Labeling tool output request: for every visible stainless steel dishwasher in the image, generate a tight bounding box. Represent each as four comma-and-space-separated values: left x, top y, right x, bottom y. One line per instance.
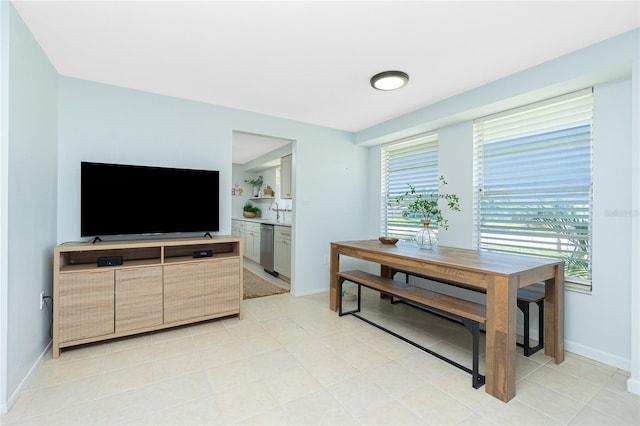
260, 223, 278, 277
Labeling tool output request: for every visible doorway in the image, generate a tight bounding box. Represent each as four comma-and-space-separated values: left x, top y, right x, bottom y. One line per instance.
232, 131, 295, 293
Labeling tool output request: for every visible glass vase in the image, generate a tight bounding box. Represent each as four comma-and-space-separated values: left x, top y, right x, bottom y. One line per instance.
415, 220, 437, 249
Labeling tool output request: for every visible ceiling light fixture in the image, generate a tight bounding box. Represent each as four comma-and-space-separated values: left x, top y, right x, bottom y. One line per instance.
370, 70, 409, 91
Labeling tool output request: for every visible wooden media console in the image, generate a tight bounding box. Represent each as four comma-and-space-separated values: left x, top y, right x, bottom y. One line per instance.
52, 236, 243, 358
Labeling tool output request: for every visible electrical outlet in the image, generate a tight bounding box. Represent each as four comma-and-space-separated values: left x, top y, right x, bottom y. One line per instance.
39, 291, 45, 310
323, 254, 329, 265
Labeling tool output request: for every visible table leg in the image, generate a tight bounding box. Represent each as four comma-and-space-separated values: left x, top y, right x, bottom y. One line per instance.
485, 275, 518, 402
329, 245, 339, 312
379, 265, 392, 300
545, 263, 565, 363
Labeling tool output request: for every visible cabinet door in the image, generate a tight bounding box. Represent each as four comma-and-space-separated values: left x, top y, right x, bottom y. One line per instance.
274, 227, 291, 278
280, 154, 292, 199
241, 229, 251, 261
252, 230, 262, 264
244, 223, 261, 263
164, 258, 241, 324
240, 229, 248, 258
115, 266, 163, 333
58, 269, 114, 343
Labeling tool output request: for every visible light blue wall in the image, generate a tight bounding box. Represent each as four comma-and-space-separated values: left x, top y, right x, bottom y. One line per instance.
575, 77, 632, 366
360, 30, 640, 379
0, 0, 9, 413
57, 77, 369, 298
630, 56, 640, 396
58, 77, 237, 240
2, 3, 58, 411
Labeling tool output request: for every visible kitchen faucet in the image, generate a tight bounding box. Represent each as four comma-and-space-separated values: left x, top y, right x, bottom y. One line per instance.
270, 201, 279, 222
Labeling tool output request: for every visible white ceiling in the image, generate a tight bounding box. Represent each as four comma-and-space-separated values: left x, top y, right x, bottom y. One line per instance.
232, 131, 291, 165
11, 1, 640, 162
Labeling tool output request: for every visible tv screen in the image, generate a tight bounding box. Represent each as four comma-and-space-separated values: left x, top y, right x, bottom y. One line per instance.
81, 162, 220, 237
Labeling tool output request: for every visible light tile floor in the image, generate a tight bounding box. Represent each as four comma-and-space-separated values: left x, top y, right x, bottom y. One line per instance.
2, 285, 638, 425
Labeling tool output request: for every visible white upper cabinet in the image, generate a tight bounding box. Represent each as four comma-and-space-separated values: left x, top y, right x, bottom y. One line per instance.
280, 154, 292, 199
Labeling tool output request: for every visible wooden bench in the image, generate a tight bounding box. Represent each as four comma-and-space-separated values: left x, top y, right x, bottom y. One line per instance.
337, 270, 486, 388
389, 268, 545, 357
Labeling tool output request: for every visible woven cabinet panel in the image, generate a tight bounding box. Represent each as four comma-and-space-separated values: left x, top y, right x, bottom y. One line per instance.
115, 266, 163, 333
58, 269, 115, 342
164, 258, 240, 323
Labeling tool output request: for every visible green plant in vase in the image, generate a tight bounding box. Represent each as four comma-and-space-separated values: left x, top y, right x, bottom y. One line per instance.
244, 175, 263, 197
389, 175, 460, 248
243, 202, 261, 218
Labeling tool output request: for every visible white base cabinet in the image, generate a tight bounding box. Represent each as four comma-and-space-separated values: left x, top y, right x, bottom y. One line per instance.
274, 225, 291, 279
232, 220, 261, 263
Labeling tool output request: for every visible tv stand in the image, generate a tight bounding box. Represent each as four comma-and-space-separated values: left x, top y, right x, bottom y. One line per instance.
203, 232, 213, 239
52, 236, 243, 358
91, 236, 102, 244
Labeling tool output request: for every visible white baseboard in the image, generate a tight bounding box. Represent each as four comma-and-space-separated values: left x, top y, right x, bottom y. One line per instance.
565, 339, 631, 371
2, 340, 51, 414
627, 377, 640, 395
290, 287, 328, 297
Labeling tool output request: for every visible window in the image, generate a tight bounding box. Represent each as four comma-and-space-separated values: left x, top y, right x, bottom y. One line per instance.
381, 133, 439, 240
473, 89, 593, 290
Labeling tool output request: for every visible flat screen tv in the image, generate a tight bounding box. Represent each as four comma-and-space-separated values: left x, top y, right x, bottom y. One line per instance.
81, 161, 220, 237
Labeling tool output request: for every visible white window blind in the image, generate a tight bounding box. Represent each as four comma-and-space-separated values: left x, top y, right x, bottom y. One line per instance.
473, 88, 593, 289
381, 133, 439, 240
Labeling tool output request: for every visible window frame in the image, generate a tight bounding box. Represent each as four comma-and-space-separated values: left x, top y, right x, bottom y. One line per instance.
473, 88, 594, 292
381, 132, 440, 241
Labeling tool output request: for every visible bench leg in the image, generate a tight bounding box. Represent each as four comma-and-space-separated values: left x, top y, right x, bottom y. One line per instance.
338, 278, 361, 317
389, 269, 408, 305
516, 300, 544, 357
338, 277, 344, 316
462, 319, 485, 389
388, 269, 400, 305
537, 300, 544, 351
517, 300, 531, 356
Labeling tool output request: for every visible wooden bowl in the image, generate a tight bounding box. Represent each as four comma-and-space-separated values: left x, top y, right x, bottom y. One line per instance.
243, 212, 257, 218
378, 237, 399, 245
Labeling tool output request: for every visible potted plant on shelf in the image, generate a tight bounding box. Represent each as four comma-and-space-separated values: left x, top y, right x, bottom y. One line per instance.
243, 202, 261, 218
244, 175, 263, 197
388, 175, 460, 249
263, 185, 274, 197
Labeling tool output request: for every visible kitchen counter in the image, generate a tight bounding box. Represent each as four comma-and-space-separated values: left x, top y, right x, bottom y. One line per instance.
232, 217, 292, 227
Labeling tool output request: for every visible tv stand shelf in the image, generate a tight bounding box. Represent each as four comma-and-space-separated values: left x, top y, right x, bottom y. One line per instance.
53, 236, 243, 358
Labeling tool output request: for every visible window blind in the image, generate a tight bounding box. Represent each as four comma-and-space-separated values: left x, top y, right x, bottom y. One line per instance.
473, 88, 593, 289
381, 133, 439, 240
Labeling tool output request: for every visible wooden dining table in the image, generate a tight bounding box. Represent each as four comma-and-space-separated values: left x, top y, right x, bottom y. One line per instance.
329, 239, 564, 402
